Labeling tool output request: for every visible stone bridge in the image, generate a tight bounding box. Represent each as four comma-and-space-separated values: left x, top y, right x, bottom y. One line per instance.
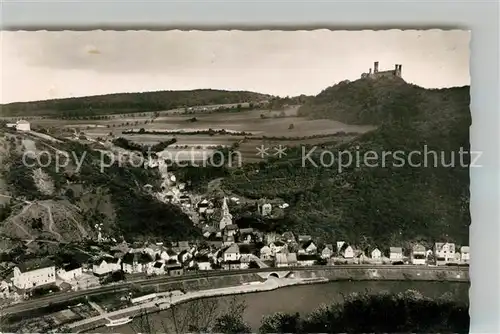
256, 271, 292, 280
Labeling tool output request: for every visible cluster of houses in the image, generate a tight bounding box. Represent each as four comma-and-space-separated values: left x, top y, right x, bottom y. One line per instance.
0, 196, 469, 300
1, 236, 470, 299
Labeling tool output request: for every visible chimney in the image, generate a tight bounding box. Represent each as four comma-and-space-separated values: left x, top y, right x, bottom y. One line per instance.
369, 68, 372, 74
374, 61, 379, 73
398, 64, 402, 76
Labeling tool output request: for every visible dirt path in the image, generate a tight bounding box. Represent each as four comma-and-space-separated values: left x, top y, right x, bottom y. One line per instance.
40, 203, 63, 241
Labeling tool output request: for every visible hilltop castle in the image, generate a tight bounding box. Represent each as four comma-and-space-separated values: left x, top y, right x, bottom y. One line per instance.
361, 61, 402, 79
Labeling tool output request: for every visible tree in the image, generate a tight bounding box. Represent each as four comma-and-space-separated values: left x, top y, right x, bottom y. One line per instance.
138, 128, 146, 134
260, 312, 302, 333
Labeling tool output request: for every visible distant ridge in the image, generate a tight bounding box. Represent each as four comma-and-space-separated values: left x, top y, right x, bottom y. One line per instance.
0, 89, 271, 117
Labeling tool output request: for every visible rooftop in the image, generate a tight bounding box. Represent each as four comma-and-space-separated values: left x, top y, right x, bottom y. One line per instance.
17, 258, 55, 273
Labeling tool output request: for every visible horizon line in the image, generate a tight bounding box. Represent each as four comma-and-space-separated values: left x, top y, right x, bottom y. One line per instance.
0, 80, 470, 106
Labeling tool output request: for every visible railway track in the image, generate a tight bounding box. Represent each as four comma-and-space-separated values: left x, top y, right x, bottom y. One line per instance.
0, 264, 468, 316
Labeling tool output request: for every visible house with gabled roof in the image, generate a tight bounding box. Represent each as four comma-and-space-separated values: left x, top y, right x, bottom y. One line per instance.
148, 261, 166, 276
122, 252, 155, 274
371, 248, 382, 260
298, 240, 317, 255
275, 253, 298, 267
389, 247, 404, 262
93, 256, 121, 276
260, 245, 273, 261
56, 262, 83, 282
13, 259, 56, 290
434, 242, 456, 265
321, 244, 334, 259
339, 243, 354, 259
411, 244, 427, 265
223, 243, 240, 262
194, 254, 212, 270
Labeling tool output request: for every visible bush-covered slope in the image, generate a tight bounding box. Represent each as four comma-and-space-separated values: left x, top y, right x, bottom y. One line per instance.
0, 89, 270, 117
223, 78, 471, 247
298, 76, 425, 125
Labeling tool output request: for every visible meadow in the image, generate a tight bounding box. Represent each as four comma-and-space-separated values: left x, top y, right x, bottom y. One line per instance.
17, 105, 375, 164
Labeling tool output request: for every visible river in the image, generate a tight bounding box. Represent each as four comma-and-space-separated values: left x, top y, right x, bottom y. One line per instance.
94, 280, 468, 333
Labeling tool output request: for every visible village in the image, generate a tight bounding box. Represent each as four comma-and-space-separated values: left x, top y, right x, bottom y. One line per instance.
0, 193, 470, 304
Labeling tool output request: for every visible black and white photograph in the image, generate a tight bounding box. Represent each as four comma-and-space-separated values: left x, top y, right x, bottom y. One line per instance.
0, 29, 471, 333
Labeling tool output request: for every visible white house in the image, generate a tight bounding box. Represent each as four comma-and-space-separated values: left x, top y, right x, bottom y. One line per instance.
460, 246, 470, 264
13, 259, 56, 290
260, 246, 273, 261
6, 120, 31, 132
298, 241, 317, 255
411, 244, 427, 265
56, 262, 83, 282
389, 247, 404, 262
341, 245, 355, 259
434, 242, 456, 265
194, 255, 212, 270
371, 248, 382, 260
93, 257, 121, 276
122, 252, 154, 274
223, 243, 240, 262
148, 261, 166, 276
321, 244, 334, 259
275, 253, 298, 268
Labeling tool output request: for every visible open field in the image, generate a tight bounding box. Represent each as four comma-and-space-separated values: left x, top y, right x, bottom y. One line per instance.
8, 106, 375, 164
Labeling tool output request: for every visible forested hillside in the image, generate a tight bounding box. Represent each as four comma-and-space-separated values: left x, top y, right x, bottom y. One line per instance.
0, 89, 270, 117
223, 77, 471, 248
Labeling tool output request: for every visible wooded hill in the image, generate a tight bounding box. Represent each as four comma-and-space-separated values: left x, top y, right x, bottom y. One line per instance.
0, 89, 271, 117
223, 76, 471, 247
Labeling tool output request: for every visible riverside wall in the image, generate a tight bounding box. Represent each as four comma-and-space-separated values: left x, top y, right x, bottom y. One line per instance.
288, 266, 469, 282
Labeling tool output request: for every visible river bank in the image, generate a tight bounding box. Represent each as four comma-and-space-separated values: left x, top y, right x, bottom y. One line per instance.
92, 280, 469, 333
69, 277, 328, 333
75, 265, 469, 332
7, 266, 467, 333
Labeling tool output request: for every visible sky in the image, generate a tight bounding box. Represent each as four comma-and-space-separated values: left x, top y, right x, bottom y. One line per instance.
0, 29, 470, 104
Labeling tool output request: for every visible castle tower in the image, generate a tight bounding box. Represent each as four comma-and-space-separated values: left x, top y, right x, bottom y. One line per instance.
219, 197, 233, 230
374, 61, 379, 73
